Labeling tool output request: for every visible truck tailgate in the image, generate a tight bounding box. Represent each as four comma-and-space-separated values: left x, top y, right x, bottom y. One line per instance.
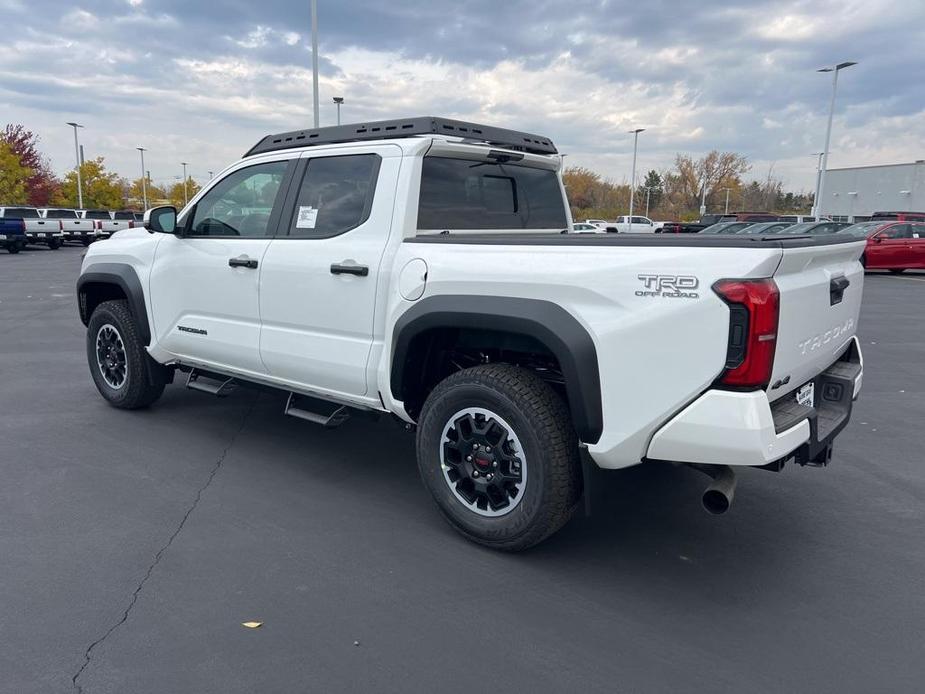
769, 238, 866, 402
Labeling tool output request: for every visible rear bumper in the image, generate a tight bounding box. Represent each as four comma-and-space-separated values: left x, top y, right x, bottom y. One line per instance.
645, 337, 863, 468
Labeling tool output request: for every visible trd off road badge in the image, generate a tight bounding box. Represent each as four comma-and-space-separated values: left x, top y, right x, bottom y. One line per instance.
635, 274, 700, 299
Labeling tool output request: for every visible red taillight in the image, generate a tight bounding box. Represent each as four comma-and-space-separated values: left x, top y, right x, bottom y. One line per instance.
713, 278, 780, 389
129, 220, 135, 228
59, 221, 64, 231
95, 220, 102, 230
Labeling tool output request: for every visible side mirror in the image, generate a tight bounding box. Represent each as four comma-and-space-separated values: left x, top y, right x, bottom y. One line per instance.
872, 235, 883, 244
143, 206, 177, 234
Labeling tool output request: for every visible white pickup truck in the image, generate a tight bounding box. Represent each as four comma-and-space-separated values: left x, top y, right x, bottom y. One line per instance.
0, 206, 64, 249
40, 208, 97, 245
586, 216, 657, 233
79, 209, 122, 240
77, 117, 865, 551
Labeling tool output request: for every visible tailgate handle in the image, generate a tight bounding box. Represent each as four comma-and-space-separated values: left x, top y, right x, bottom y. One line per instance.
830, 275, 850, 306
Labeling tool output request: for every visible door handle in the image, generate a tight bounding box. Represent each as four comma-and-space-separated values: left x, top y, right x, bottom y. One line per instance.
330, 262, 369, 276
228, 256, 258, 269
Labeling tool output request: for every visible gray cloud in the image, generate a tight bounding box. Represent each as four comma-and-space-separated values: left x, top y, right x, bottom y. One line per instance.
1, 0, 923, 190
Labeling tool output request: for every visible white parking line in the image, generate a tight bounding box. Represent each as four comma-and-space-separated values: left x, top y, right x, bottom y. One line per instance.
894, 276, 925, 283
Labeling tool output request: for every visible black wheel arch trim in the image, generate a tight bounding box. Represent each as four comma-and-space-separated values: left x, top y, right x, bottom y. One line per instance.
391, 295, 603, 444
77, 263, 151, 346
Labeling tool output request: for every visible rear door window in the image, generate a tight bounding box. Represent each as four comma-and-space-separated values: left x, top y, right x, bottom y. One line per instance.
286, 154, 381, 238
417, 157, 567, 231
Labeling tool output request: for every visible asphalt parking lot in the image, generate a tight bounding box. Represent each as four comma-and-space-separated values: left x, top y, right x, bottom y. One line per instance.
1, 245, 923, 693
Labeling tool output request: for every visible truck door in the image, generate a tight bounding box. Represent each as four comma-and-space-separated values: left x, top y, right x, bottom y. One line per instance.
258, 145, 400, 398
149, 159, 294, 374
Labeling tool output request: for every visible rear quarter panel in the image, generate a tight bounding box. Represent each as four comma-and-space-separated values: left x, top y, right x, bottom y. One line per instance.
381, 239, 783, 468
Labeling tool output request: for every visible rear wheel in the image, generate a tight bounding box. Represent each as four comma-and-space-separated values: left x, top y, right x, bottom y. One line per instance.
7, 244, 19, 254
87, 300, 165, 409
48, 239, 61, 250
889, 268, 906, 274
82, 238, 92, 247
416, 364, 581, 551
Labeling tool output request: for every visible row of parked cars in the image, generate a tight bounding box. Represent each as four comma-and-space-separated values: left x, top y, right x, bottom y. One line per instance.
697, 216, 925, 272
0, 206, 144, 253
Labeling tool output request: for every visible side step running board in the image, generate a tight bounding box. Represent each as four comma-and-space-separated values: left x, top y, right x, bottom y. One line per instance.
284, 392, 351, 428
186, 369, 237, 397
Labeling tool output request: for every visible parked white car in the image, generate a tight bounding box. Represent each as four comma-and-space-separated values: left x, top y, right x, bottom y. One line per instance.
77, 116, 866, 551
571, 222, 605, 234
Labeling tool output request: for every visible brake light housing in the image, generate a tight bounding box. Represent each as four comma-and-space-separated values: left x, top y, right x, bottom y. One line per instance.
713, 278, 780, 389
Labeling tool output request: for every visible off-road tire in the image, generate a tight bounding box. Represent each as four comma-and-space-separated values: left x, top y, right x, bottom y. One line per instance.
416, 364, 582, 551
87, 299, 165, 409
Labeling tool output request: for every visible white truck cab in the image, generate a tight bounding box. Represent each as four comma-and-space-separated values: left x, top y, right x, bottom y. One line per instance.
77, 117, 865, 551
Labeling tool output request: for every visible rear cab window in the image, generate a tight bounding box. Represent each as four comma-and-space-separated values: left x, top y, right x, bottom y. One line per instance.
417, 155, 567, 232
113, 211, 134, 220
3, 207, 39, 218
84, 210, 111, 220
45, 209, 78, 218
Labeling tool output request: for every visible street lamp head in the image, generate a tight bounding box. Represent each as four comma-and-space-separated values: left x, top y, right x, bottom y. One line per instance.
818, 61, 857, 73
333, 97, 344, 104
136, 146, 146, 152
628, 128, 646, 134
66, 122, 84, 128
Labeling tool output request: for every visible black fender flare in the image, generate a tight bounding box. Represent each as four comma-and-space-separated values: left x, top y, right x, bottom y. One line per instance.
77, 263, 151, 346
391, 295, 603, 444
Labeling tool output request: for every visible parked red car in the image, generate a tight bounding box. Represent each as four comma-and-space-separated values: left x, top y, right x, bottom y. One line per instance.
840, 221, 925, 272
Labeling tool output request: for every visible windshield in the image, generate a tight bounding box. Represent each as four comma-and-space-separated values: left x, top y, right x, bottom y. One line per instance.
777, 222, 817, 235
838, 221, 884, 237
736, 222, 791, 234
700, 221, 750, 234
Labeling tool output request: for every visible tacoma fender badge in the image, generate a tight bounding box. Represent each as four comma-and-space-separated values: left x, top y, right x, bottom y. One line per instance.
178, 325, 208, 335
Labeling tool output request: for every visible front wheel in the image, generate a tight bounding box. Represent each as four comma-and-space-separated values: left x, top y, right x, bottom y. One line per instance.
416, 364, 581, 551
87, 299, 165, 409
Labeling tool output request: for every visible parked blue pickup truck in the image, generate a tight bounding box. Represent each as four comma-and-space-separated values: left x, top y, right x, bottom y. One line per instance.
0, 214, 26, 253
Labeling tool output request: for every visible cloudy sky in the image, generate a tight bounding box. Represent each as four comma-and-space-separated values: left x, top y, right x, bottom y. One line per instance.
1, 0, 924, 191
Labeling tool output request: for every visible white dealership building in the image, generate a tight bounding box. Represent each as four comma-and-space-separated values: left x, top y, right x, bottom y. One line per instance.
820, 160, 925, 221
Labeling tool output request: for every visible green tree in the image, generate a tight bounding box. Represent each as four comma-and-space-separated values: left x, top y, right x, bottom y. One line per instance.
58, 157, 124, 209
641, 170, 663, 212
0, 124, 60, 205
167, 178, 202, 209
0, 142, 31, 203
128, 177, 167, 207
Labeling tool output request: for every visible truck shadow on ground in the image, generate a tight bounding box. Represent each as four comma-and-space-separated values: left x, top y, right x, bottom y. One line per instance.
147, 386, 803, 603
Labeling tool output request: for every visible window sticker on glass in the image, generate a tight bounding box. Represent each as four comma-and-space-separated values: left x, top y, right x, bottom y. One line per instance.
296, 206, 318, 229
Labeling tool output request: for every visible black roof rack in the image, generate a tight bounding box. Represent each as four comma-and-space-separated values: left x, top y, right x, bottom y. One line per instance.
243, 116, 558, 157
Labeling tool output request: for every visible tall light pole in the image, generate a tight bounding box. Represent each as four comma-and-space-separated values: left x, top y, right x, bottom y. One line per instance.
699, 179, 707, 217
208, 170, 214, 179
181, 162, 189, 206
810, 152, 824, 219
136, 147, 148, 209
644, 187, 652, 218
627, 128, 645, 233
815, 61, 857, 220
333, 96, 344, 125
723, 187, 731, 215
311, 0, 320, 128
66, 122, 84, 209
